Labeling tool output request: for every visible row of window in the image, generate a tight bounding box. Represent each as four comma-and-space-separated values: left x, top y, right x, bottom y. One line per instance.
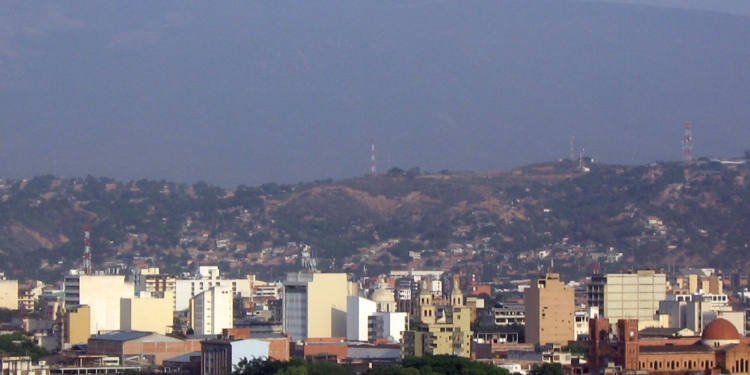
643, 359, 713, 370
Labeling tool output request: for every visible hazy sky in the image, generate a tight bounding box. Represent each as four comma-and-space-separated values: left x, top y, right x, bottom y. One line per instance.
1, 1, 749, 187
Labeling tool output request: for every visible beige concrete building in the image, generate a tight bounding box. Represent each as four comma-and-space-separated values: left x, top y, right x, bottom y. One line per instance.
525, 273, 575, 345
402, 285, 472, 357
64, 305, 91, 345
63, 273, 135, 334
0, 278, 19, 310
588, 269, 666, 328
121, 291, 175, 335
283, 272, 353, 341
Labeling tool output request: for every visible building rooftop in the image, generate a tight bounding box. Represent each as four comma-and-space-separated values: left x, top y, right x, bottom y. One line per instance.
639, 345, 712, 354
89, 331, 182, 343
702, 318, 740, 341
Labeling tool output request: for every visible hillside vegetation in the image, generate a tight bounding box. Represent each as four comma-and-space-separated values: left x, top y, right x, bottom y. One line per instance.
1, 159, 748, 282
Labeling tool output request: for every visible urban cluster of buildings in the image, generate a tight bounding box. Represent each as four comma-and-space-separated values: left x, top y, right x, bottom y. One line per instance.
0, 263, 749, 375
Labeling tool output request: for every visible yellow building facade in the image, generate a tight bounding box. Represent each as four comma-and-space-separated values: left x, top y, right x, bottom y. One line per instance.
64, 305, 91, 345
0, 279, 18, 310
121, 291, 175, 335
402, 285, 472, 358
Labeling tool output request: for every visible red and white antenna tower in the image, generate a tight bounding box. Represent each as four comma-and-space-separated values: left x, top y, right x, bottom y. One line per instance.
370, 139, 377, 176
682, 122, 693, 163
82, 224, 92, 275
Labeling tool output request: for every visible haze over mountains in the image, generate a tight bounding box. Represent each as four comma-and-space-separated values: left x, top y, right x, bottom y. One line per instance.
1, 1, 749, 187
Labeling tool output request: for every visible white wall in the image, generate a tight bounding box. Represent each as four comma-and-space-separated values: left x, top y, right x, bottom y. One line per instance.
231, 339, 270, 365
346, 296, 376, 341
369, 312, 407, 343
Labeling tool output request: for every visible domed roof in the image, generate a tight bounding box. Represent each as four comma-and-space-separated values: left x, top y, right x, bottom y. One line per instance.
702, 318, 740, 341
371, 286, 395, 303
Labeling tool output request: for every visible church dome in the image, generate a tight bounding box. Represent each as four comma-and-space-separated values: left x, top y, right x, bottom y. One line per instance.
701, 318, 740, 347
371, 286, 395, 303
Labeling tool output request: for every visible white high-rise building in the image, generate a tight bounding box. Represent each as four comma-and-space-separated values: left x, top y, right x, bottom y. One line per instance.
190, 285, 233, 335
63, 272, 135, 334
174, 267, 252, 312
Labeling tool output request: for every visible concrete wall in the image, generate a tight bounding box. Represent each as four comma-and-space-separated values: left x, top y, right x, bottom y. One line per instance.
0, 280, 18, 310
346, 296, 376, 341
231, 339, 270, 364
121, 291, 174, 334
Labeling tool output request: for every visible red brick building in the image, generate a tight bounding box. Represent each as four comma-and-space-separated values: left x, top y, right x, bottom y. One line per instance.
589, 318, 750, 374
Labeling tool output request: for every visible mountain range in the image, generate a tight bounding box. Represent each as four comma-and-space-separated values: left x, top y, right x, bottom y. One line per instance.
1, 158, 749, 282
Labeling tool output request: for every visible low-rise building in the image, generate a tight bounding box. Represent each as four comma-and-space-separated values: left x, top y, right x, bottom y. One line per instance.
0, 356, 50, 375
200, 328, 289, 375
87, 331, 202, 366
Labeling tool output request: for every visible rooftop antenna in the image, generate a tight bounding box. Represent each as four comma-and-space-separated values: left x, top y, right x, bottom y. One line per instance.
682, 122, 693, 164
82, 224, 92, 275
301, 245, 317, 272
371, 138, 377, 177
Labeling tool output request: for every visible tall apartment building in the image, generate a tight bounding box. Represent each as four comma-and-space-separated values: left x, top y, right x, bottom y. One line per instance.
63, 273, 135, 334
525, 273, 575, 345
190, 286, 233, 335
587, 269, 666, 328
283, 272, 351, 342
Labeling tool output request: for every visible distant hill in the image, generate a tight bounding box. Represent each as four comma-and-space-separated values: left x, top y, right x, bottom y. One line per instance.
1, 158, 749, 282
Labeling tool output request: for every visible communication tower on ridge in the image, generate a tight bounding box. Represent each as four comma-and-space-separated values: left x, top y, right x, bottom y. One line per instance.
683, 122, 693, 163
82, 224, 92, 275
371, 139, 377, 176
569, 136, 575, 161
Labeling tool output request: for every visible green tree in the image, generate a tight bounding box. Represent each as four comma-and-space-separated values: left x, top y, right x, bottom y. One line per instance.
566, 342, 588, 356
529, 363, 565, 375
